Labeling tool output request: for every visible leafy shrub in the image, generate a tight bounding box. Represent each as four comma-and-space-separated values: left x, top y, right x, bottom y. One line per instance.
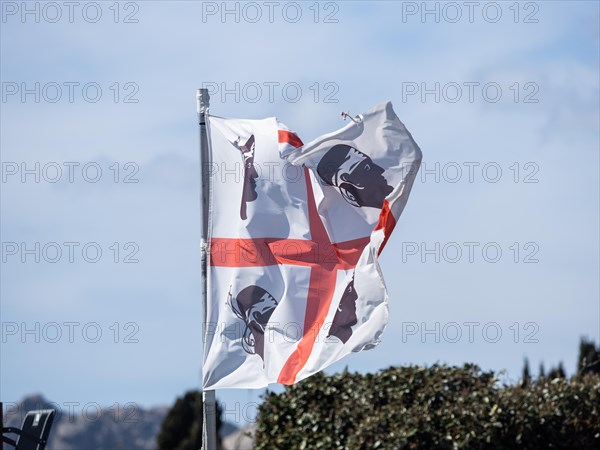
255, 365, 600, 450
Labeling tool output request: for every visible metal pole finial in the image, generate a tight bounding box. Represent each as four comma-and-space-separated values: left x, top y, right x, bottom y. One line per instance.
197, 88, 210, 114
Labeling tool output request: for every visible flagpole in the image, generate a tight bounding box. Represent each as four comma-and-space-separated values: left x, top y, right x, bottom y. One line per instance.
197, 88, 217, 450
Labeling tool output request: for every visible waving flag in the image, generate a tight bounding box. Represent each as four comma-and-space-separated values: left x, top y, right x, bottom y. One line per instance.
202, 102, 421, 389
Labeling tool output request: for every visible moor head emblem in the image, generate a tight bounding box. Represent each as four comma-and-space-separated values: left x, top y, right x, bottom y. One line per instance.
228, 285, 278, 360
317, 144, 393, 209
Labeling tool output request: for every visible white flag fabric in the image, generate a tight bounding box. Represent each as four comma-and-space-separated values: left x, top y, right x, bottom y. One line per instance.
202, 102, 421, 389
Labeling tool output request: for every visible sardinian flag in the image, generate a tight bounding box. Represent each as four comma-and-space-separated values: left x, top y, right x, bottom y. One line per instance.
202, 102, 421, 389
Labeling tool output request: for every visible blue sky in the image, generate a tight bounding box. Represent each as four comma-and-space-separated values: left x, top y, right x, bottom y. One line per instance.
1, 0, 598, 426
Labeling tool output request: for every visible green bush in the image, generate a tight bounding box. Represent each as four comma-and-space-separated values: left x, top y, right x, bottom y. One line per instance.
255, 365, 600, 450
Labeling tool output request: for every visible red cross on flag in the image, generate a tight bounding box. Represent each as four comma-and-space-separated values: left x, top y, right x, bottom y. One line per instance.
202, 102, 422, 389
